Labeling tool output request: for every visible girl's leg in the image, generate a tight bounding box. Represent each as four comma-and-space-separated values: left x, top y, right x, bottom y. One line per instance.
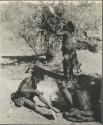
69, 67, 73, 80
23, 98, 46, 116
61, 82, 73, 109
66, 60, 73, 81
63, 58, 71, 81
63, 59, 67, 80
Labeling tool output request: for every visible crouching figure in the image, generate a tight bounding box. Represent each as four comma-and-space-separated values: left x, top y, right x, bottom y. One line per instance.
11, 65, 59, 120
61, 74, 101, 122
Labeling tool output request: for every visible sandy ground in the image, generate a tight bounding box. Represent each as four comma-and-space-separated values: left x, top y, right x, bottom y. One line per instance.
0, 22, 102, 124
0, 55, 102, 125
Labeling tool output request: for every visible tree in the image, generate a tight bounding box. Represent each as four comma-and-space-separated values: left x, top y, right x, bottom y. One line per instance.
18, 2, 65, 62
17, 2, 101, 61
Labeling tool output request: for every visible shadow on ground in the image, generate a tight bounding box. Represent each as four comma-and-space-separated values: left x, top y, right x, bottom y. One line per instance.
1, 55, 47, 66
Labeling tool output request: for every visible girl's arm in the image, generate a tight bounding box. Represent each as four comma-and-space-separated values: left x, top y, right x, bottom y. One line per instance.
56, 31, 68, 36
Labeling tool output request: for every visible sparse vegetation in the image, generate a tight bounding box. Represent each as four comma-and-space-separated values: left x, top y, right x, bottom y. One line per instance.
0, 1, 102, 61
0, 2, 102, 124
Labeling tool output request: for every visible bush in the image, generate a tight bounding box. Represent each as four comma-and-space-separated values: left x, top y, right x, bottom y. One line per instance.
1, 2, 102, 59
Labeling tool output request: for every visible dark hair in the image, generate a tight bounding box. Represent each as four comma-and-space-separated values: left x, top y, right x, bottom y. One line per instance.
63, 24, 68, 31
31, 66, 44, 81
68, 21, 75, 33
63, 21, 75, 33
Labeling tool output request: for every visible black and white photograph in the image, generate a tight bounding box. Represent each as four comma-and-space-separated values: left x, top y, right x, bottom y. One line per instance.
0, 1, 102, 124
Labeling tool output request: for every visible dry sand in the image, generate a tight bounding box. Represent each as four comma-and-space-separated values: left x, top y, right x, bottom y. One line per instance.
0, 21, 102, 124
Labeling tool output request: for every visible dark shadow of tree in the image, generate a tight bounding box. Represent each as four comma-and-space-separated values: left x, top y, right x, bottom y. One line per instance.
1, 55, 47, 66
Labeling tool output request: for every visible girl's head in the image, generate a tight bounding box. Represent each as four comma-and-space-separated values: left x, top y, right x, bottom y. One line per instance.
68, 21, 75, 33
63, 21, 75, 33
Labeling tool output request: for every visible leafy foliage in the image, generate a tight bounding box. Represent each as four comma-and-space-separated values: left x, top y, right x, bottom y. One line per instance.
0, 2, 102, 57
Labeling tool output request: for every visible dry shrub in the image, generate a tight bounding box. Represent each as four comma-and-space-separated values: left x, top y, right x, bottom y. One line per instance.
0, 2, 102, 58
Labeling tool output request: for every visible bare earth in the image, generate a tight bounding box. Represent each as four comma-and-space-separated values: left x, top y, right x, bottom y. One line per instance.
0, 23, 102, 124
